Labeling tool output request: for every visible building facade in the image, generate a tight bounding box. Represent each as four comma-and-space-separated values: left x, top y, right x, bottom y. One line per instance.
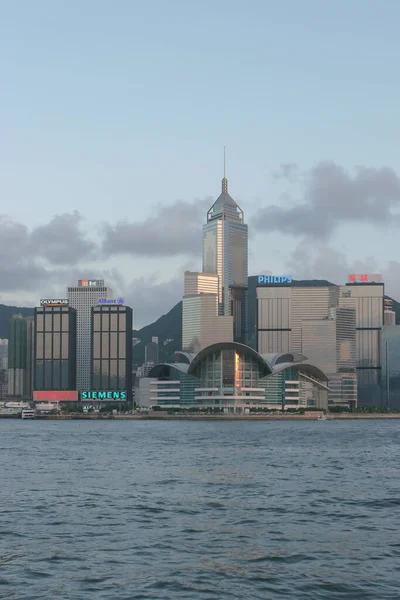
340, 282, 384, 406
67, 279, 112, 390
33, 305, 77, 391
182, 271, 233, 352
7, 314, 27, 397
382, 325, 400, 410
256, 283, 358, 409
91, 304, 133, 404
145, 337, 159, 363
147, 343, 329, 412
24, 316, 35, 400
202, 175, 248, 343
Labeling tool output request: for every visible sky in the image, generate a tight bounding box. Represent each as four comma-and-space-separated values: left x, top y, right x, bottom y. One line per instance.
2, 0, 400, 328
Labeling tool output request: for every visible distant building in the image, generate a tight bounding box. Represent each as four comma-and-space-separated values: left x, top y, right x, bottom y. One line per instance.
137, 361, 155, 378
24, 317, 34, 400
33, 305, 77, 391
202, 169, 248, 343
382, 325, 400, 410
384, 299, 396, 326
145, 337, 159, 363
8, 314, 27, 397
67, 279, 113, 390
91, 304, 133, 405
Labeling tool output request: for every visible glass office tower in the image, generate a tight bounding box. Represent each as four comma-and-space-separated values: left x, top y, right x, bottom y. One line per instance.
91, 305, 133, 404
341, 283, 384, 406
202, 175, 248, 343
34, 305, 77, 390
7, 314, 27, 396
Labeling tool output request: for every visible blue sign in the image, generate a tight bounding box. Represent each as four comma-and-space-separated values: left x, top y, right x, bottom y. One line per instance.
81, 391, 127, 400
257, 275, 292, 284
98, 298, 124, 305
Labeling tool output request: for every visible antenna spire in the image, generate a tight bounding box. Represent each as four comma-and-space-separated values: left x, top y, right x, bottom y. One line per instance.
222, 146, 228, 193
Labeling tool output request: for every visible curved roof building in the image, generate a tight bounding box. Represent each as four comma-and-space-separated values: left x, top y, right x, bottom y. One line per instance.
147, 342, 329, 412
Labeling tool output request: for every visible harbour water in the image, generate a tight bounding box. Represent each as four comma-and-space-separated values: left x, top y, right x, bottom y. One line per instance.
1, 419, 399, 599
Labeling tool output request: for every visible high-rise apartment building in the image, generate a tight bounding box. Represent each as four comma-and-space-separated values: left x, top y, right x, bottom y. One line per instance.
7, 314, 27, 397
33, 305, 77, 391
67, 279, 112, 390
182, 271, 233, 352
145, 337, 159, 363
91, 304, 133, 404
202, 172, 248, 343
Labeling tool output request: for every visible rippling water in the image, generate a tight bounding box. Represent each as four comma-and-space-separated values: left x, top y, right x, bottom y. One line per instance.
1, 419, 400, 599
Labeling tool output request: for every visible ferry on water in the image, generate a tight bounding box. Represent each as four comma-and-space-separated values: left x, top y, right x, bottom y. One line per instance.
21, 408, 36, 420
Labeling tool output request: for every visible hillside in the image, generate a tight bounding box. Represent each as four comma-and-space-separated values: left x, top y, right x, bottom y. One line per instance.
1, 277, 399, 367
0, 305, 34, 338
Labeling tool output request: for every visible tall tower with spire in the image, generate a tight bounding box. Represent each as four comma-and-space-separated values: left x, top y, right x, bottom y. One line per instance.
202, 151, 248, 343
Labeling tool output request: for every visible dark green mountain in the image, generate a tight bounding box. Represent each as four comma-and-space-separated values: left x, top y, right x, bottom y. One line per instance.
1, 277, 399, 367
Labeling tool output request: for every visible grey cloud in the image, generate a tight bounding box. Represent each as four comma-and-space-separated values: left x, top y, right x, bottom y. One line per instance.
102, 198, 210, 257
124, 273, 184, 329
272, 163, 298, 181
30, 211, 96, 265
254, 162, 400, 238
0, 212, 97, 293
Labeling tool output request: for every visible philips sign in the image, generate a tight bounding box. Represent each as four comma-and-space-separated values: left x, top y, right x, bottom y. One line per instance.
257, 276, 292, 284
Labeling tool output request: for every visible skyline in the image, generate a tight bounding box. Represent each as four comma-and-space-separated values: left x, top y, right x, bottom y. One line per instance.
2, 1, 400, 327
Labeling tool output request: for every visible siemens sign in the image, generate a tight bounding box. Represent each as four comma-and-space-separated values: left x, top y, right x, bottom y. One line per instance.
257, 276, 292, 284
81, 391, 126, 401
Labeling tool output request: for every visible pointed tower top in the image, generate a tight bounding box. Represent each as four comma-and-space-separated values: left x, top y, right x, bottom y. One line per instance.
222, 146, 228, 193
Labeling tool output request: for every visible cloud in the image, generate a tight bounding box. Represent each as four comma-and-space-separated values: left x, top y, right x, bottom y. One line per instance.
254, 162, 400, 238
0, 212, 96, 294
286, 241, 400, 301
102, 198, 210, 257
30, 211, 96, 265
272, 163, 299, 182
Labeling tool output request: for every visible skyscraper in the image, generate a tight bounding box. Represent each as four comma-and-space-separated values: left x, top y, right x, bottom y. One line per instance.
340, 281, 384, 406
91, 304, 133, 404
8, 314, 27, 397
33, 304, 77, 391
67, 279, 113, 390
202, 163, 248, 343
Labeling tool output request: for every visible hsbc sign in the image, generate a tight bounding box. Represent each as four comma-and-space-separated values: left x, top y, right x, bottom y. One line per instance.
33, 391, 78, 402
79, 279, 104, 287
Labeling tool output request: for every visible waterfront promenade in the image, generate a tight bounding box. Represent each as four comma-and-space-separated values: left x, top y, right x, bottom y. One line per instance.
2, 412, 399, 420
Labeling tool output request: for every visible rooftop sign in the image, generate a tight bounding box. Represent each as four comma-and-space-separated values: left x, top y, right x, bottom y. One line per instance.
348, 274, 382, 283
257, 276, 292, 284
40, 299, 69, 306
79, 279, 104, 287
81, 391, 126, 401
98, 298, 124, 305
33, 391, 78, 402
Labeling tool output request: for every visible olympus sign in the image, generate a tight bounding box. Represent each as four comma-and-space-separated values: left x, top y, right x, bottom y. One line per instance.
40, 299, 69, 306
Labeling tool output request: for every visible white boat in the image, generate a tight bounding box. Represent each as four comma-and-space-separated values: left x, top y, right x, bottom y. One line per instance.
22, 408, 36, 420
317, 414, 328, 420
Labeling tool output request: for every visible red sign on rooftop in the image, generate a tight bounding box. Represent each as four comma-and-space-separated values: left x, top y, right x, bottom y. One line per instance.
33, 391, 78, 402
348, 274, 382, 283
